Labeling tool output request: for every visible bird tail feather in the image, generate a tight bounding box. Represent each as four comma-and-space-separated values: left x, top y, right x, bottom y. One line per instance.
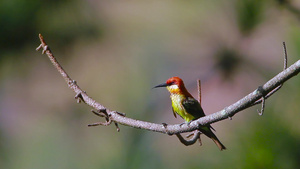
211, 135, 226, 151
200, 127, 226, 151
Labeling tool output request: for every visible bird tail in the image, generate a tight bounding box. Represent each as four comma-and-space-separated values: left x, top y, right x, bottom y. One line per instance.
201, 127, 226, 151
210, 134, 226, 151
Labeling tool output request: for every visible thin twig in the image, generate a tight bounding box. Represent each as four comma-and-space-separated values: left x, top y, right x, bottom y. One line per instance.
283, 42, 288, 70
197, 79, 201, 105
256, 86, 266, 115
176, 131, 201, 146
36, 34, 300, 137
88, 109, 111, 127
257, 97, 265, 116
114, 122, 120, 132
254, 42, 288, 108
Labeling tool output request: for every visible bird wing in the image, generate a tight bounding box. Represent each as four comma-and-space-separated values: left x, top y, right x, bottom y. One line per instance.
182, 97, 205, 119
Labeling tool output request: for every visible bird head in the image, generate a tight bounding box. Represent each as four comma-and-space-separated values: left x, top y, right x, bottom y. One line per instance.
153, 77, 186, 94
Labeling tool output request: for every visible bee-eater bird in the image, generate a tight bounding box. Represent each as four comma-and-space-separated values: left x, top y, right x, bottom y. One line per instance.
154, 77, 226, 150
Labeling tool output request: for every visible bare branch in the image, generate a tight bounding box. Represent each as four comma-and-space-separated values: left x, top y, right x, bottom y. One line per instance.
36, 34, 300, 137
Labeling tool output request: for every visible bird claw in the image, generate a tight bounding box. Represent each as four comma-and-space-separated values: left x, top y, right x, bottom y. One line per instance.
161, 123, 173, 135
116, 111, 126, 117
187, 120, 194, 126
162, 123, 168, 128
179, 122, 186, 127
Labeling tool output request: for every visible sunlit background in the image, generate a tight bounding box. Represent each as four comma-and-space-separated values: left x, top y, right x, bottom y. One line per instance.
1, 0, 300, 168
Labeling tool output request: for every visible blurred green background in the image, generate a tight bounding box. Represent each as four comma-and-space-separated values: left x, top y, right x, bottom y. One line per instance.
1, 0, 300, 168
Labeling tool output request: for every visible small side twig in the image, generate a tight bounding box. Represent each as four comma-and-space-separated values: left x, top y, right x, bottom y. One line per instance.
264, 42, 288, 97
255, 42, 288, 115
88, 109, 111, 127
88, 109, 121, 131
257, 96, 265, 116
283, 42, 288, 70
176, 130, 201, 146
197, 79, 201, 105
114, 122, 120, 132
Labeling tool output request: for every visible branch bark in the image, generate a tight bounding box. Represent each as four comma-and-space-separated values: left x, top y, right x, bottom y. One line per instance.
36, 34, 300, 137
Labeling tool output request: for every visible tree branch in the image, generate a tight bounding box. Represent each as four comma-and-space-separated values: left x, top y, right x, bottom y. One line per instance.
36, 34, 300, 137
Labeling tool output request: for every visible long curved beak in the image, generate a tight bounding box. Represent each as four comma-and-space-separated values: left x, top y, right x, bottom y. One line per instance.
152, 82, 168, 89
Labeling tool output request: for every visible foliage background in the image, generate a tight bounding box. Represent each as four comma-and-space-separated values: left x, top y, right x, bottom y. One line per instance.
1, 0, 300, 168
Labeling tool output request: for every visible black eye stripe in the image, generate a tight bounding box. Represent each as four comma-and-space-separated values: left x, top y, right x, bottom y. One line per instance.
170, 81, 175, 85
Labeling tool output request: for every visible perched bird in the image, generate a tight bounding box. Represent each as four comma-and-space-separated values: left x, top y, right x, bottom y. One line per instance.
154, 77, 226, 150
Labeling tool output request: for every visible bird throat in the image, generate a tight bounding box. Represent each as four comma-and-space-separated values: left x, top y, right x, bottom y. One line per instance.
167, 84, 180, 94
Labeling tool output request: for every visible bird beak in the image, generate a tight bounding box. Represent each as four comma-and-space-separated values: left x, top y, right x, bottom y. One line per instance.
153, 82, 168, 89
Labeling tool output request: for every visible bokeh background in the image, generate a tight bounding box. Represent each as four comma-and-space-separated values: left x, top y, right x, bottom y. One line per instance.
1, 0, 300, 168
